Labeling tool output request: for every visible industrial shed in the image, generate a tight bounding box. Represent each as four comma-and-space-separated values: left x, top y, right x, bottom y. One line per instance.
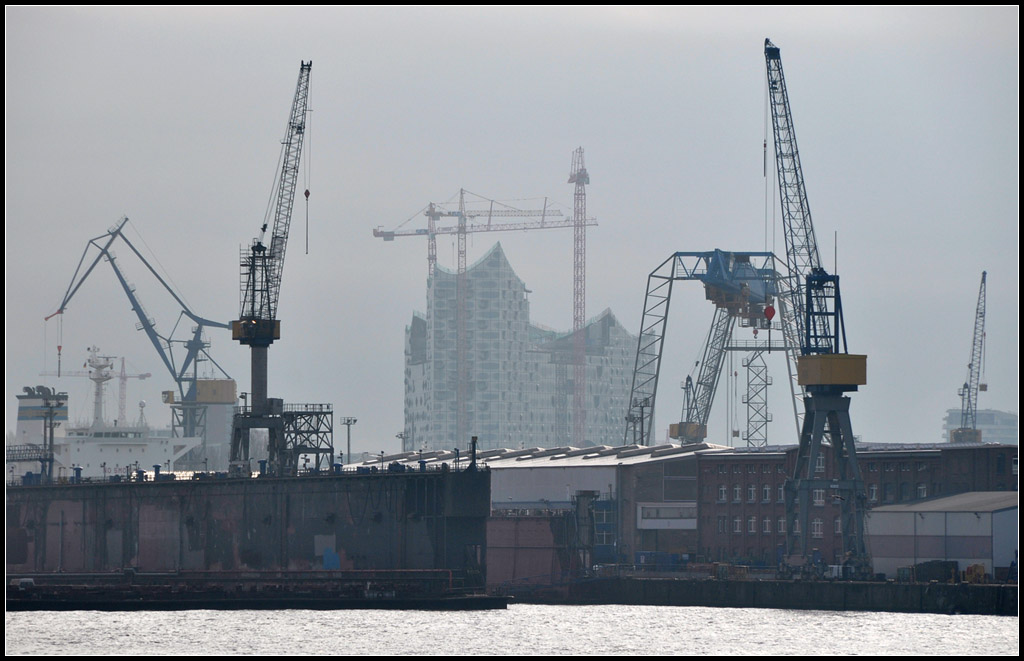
864, 491, 1018, 579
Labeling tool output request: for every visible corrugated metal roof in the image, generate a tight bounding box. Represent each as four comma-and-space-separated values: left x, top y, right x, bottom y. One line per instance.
869, 491, 1018, 513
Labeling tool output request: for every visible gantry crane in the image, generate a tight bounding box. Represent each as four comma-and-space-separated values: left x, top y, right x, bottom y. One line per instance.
230, 61, 315, 476
624, 250, 779, 446
375, 187, 597, 446
951, 271, 987, 442
46, 216, 231, 446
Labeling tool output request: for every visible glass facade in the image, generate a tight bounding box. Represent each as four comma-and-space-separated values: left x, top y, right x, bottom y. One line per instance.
404, 243, 637, 451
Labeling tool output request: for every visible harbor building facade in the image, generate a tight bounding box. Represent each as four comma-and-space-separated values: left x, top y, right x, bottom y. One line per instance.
403, 243, 636, 452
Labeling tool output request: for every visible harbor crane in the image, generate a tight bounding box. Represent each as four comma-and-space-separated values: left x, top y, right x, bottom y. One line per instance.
624, 250, 779, 446
45, 216, 231, 447
951, 271, 987, 442
230, 61, 333, 476
765, 38, 869, 574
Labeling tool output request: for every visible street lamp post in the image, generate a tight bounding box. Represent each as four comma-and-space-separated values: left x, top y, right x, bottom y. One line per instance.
340, 417, 357, 465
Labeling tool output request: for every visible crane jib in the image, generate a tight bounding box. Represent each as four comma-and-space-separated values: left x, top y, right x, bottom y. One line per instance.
237, 61, 311, 332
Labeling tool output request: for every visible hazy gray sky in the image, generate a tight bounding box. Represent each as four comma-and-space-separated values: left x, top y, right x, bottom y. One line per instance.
5, 7, 1018, 455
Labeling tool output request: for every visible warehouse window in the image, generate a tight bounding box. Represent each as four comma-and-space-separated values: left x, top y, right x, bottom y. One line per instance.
811, 519, 823, 538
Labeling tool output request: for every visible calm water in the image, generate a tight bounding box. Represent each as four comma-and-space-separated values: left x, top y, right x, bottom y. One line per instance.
5, 604, 1018, 655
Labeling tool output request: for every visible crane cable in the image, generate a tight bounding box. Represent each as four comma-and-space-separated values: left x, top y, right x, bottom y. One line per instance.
304, 83, 313, 255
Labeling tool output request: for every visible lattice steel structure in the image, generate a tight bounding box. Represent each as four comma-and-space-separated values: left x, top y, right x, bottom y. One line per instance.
283, 403, 335, 472
231, 61, 313, 476
765, 38, 826, 439
741, 352, 772, 447
958, 271, 987, 432
569, 148, 590, 446
624, 251, 779, 446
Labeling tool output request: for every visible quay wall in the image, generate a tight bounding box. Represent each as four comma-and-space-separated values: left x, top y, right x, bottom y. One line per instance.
565, 577, 1017, 615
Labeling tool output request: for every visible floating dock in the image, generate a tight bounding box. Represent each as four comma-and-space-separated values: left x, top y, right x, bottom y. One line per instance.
6, 467, 503, 610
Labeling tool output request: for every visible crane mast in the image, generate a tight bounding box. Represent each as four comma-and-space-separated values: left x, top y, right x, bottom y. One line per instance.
569, 147, 589, 447
765, 39, 825, 437
956, 271, 987, 437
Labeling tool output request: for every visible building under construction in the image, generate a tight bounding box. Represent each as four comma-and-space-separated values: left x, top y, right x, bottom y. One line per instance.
403, 243, 636, 452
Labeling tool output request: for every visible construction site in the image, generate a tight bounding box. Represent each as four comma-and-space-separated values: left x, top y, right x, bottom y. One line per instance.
6, 36, 1017, 612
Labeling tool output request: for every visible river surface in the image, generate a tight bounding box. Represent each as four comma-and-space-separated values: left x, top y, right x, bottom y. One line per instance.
5, 604, 1018, 655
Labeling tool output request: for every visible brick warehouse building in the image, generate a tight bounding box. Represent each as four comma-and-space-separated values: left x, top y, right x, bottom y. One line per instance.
696, 442, 1017, 565
364, 440, 1016, 579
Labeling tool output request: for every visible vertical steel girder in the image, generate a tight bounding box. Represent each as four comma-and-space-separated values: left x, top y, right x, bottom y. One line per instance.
742, 352, 771, 447
555, 363, 570, 444
570, 147, 589, 447
456, 190, 469, 447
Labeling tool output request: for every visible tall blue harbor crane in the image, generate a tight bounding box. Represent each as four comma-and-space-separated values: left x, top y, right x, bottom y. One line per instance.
766, 39, 869, 574
46, 216, 231, 453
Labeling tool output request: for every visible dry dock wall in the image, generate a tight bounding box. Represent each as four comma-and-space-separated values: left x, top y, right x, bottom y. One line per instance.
6, 470, 489, 577
567, 577, 1017, 615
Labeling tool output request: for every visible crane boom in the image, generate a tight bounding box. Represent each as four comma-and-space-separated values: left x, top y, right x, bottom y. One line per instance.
959, 271, 987, 430
239, 61, 312, 324
765, 38, 825, 437
373, 189, 593, 279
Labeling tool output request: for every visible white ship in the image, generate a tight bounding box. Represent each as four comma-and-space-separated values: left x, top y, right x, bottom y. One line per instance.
8, 347, 200, 480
